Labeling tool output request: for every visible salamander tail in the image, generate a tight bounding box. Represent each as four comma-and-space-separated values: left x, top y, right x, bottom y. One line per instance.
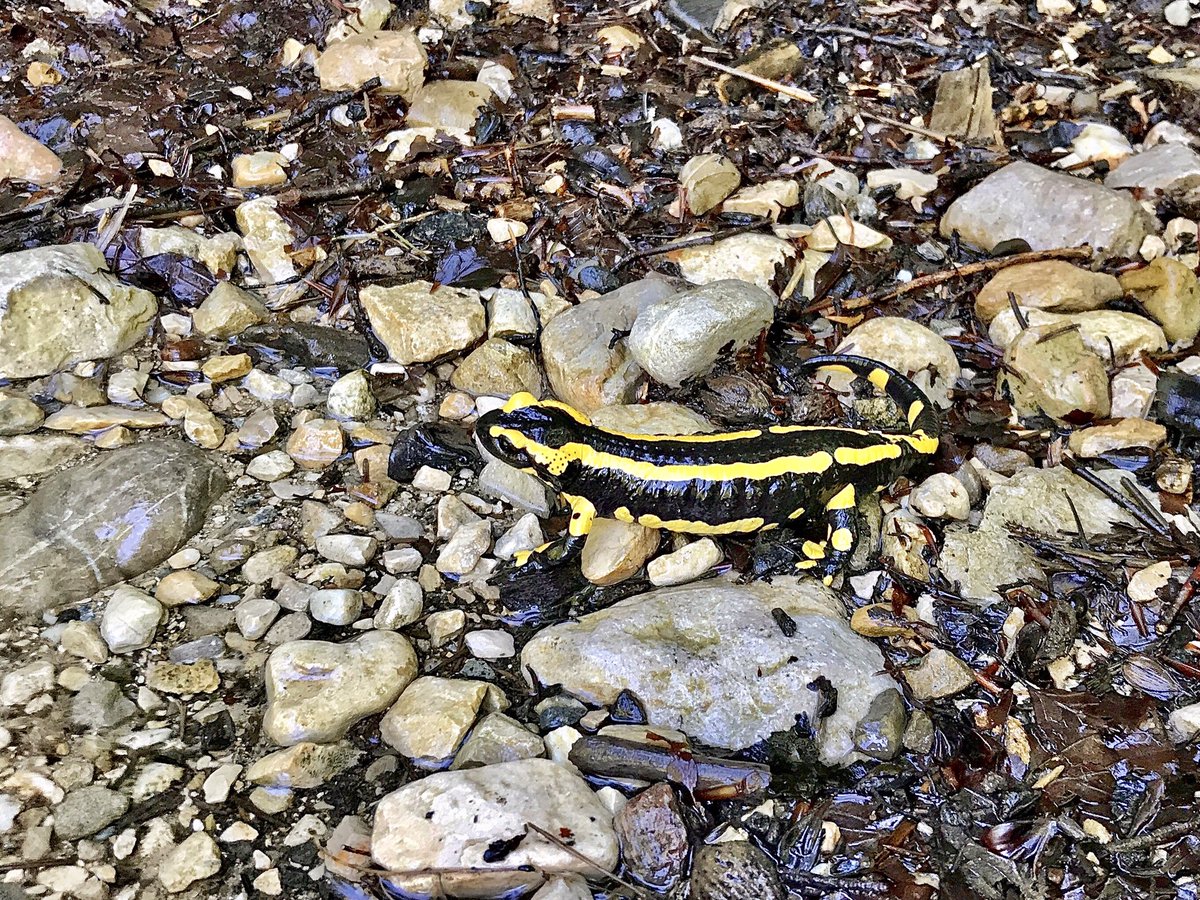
799, 354, 943, 442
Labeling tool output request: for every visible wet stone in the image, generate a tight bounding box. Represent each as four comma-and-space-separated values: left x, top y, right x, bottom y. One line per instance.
145, 659, 220, 694
0, 392, 45, 435
158, 831, 221, 893
0, 441, 225, 619
905, 648, 976, 700
101, 587, 164, 653
380, 676, 495, 767
613, 783, 688, 890
361, 280, 485, 365
450, 338, 544, 397
192, 282, 268, 339
974, 261, 1122, 324
1001, 326, 1111, 421
853, 687, 906, 760
0, 434, 87, 481
689, 841, 786, 900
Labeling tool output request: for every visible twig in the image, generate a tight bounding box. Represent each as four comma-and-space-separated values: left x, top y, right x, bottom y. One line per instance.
688, 55, 818, 103
277, 77, 382, 136
1103, 814, 1200, 854
614, 220, 769, 270
93, 184, 138, 252
568, 734, 772, 798
857, 110, 952, 144
524, 822, 654, 899
1158, 561, 1200, 635
810, 23, 952, 56
807, 246, 1094, 314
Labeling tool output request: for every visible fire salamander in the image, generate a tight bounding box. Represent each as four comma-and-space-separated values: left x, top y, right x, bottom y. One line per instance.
475, 354, 941, 584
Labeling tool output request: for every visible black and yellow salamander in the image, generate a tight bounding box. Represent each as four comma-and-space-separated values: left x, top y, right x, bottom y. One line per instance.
476, 354, 941, 583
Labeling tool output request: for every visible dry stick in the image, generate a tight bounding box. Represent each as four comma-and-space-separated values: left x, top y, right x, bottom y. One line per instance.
1103, 814, 1200, 854
857, 109, 953, 144
688, 55, 818, 103
806, 246, 1094, 314
524, 822, 655, 899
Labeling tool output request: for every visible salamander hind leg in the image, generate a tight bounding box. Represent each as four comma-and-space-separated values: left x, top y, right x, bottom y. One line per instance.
795, 484, 858, 585
512, 493, 596, 572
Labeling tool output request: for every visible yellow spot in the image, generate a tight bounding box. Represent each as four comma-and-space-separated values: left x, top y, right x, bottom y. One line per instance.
561, 493, 596, 537
899, 431, 939, 455
822, 574, 834, 586
796, 560, 817, 570
613, 506, 635, 523
868, 368, 890, 391
815, 363, 855, 376
761, 523, 778, 531
634, 513, 766, 535
514, 541, 555, 566
502, 392, 539, 413
830, 527, 854, 552
834, 444, 902, 466
826, 484, 857, 511
907, 400, 925, 427
788, 507, 807, 520
802, 540, 826, 560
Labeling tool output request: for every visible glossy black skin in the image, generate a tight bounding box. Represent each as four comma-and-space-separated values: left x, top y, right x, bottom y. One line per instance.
477, 355, 941, 533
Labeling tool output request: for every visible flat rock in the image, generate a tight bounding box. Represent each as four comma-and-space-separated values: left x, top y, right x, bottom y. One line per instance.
316, 28, 427, 98
263, 632, 417, 745
668, 233, 795, 293
540, 277, 678, 412
982, 465, 1135, 536
0, 392, 45, 435
974, 261, 1121, 324
245, 741, 362, 789
53, 785, 129, 840
235, 197, 300, 292
1105, 141, 1200, 214
0, 434, 88, 481
521, 578, 898, 765
372, 759, 617, 896
450, 338, 544, 397
589, 402, 713, 435
0, 244, 157, 379
939, 523, 1044, 604
989, 307, 1167, 364
361, 280, 485, 365
192, 282, 268, 339
406, 80, 491, 133
627, 280, 775, 387
452, 713, 545, 769
940, 161, 1152, 259
0, 441, 225, 619
581, 517, 660, 585
158, 832, 221, 893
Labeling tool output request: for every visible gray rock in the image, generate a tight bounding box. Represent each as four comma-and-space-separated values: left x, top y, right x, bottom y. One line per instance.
982, 465, 1134, 536
853, 688, 906, 760
627, 280, 775, 387
309, 589, 364, 625
452, 713, 545, 769
521, 578, 897, 765
1105, 141, 1200, 214
689, 842, 785, 900
0, 435, 88, 481
371, 759, 617, 897
0, 441, 225, 618
53, 785, 130, 839
540, 276, 678, 413
380, 676, 495, 767
939, 161, 1152, 259
1000, 325, 1111, 421
477, 459, 552, 516
0, 244, 157, 379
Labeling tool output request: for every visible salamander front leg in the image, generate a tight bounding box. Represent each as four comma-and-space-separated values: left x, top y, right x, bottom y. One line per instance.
512, 493, 596, 571
796, 484, 858, 585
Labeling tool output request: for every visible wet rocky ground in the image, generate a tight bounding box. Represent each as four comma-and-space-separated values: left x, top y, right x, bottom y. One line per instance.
1, 0, 1200, 897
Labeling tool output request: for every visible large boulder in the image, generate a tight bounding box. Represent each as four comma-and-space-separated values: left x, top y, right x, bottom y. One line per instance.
0, 441, 225, 617
521, 578, 898, 765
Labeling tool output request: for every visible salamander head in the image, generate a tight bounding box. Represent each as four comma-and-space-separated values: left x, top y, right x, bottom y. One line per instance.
475, 392, 590, 478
